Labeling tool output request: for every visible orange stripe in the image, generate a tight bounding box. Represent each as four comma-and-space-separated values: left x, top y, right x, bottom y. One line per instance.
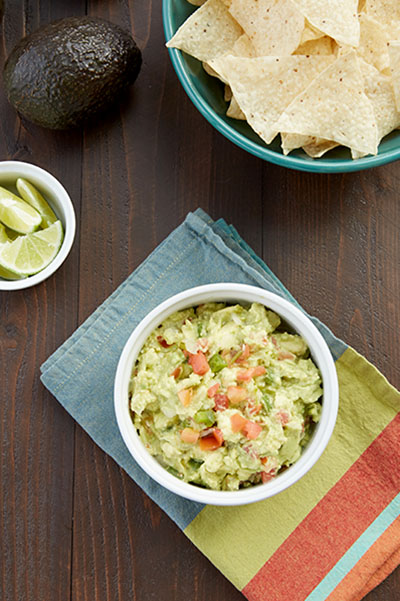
242, 413, 400, 601
326, 515, 400, 601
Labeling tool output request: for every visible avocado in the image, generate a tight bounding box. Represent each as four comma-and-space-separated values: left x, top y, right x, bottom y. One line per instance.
3, 16, 142, 129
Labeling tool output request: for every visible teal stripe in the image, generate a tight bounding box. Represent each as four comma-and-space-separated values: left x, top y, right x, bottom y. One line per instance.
306, 492, 400, 601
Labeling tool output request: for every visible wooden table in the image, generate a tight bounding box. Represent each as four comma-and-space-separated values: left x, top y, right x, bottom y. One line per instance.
1, 1, 399, 600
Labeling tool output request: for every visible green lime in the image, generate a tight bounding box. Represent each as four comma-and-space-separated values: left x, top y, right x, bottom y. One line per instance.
0, 223, 25, 279
0, 220, 64, 277
0, 185, 42, 234
16, 178, 58, 228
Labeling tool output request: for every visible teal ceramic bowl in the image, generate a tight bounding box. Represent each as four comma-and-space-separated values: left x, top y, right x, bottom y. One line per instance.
163, 0, 400, 173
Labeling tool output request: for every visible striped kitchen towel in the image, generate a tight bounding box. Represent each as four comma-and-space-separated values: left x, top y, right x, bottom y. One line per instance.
41, 208, 400, 601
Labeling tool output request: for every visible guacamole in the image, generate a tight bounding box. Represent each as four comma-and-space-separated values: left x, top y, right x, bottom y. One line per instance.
129, 302, 322, 491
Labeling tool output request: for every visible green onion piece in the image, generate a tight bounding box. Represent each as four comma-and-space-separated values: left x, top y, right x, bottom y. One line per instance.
261, 394, 273, 412
166, 466, 184, 479
209, 353, 227, 373
194, 409, 216, 427
197, 322, 204, 337
188, 458, 204, 469
229, 349, 243, 365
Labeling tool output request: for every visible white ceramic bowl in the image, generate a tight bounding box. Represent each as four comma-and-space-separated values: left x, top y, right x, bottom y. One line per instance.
114, 284, 339, 506
0, 161, 76, 290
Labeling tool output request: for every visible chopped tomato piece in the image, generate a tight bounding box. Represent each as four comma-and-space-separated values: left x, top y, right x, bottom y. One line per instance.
188, 351, 210, 375
180, 428, 199, 444
207, 382, 220, 398
251, 366, 266, 377
230, 413, 248, 432
178, 388, 192, 407
271, 336, 278, 348
171, 366, 182, 379
242, 420, 262, 440
213, 393, 229, 411
247, 399, 262, 415
227, 386, 247, 404
237, 366, 266, 381
199, 428, 224, 451
236, 344, 251, 363
276, 410, 290, 425
261, 470, 276, 483
157, 336, 171, 348
278, 351, 295, 361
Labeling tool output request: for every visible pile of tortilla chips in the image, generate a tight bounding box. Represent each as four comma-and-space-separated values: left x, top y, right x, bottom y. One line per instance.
167, 0, 400, 158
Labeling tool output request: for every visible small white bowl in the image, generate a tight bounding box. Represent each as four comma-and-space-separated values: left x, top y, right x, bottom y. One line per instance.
114, 284, 339, 506
0, 161, 76, 290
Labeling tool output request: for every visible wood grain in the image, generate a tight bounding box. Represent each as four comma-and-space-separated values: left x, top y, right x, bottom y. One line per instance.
0, 0, 399, 600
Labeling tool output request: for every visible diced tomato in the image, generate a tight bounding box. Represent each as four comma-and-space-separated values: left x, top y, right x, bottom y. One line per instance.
278, 351, 295, 361
261, 470, 276, 483
276, 410, 290, 425
227, 386, 247, 404
199, 428, 224, 451
157, 336, 171, 348
237, 366, 266, 381
252, 366, 266, 377
171, 366, 182, 379
242, 420, 262, 440
178, 388, 192, 407
207, 382, 220, 398
213, 393, 229, 411
236, 344, 251, 363
271, 336, 278, 348
247, 399, 262, 415
180, 428, 199, 444
230, 413, 248, 432
188, 351, 210, 375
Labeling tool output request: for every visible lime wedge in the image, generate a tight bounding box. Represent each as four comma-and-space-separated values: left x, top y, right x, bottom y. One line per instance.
0, 224, 25, 279
0, 220, 64, 277
0, 185, 42, 234
16, 178, 58, 228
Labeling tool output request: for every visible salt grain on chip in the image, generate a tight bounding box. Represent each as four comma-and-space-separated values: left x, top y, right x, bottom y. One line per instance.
210, 55, 334, 144
291, 0, 360, 47
275, 51, 378, 155
166, 0, 243, 62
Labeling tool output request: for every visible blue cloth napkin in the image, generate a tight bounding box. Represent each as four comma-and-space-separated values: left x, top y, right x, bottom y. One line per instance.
40, 209, 346, 529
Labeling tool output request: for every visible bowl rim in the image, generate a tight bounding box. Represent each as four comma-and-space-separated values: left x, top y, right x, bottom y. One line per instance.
162, 0, 400, 174
0, 160, 76, 291
114, 283, 339, 506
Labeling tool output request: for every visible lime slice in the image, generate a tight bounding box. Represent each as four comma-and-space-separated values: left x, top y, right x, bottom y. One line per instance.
0, 223, 25, 280
0, 185, 42, 234
16, 178, 58, 228
0, 220, 64, 277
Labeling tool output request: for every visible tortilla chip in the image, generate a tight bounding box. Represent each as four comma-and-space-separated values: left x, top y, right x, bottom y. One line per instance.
228, 0, 304, 56
210, 55, 334, 144
291, 0, 359, 47
275, 51, 378, 155
232, 34, 257, 58
166, 0, 243, 62
300, 21, 325, 44
224, 84, 232, 101
281, 133, 337, 156
357, 14, 390, 73
294, 36, 334, 56
388, 42, 400, 112
359, 0, 367, 11
226, 96, 246, 119
302, 139, 339, 157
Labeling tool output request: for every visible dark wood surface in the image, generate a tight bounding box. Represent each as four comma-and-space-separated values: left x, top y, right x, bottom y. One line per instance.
0, 1, 399, 600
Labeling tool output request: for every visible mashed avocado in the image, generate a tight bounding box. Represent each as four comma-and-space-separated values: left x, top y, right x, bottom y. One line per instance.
130, 302, 322, 491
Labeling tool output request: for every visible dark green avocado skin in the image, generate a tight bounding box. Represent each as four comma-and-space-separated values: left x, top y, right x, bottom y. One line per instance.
3, 16, 142, 129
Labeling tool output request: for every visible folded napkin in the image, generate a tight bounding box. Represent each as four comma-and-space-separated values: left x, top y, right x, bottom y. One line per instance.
41, 209, 400, 601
